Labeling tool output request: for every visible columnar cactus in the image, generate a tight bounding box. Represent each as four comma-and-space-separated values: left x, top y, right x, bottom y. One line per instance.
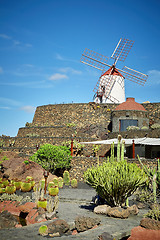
63, 170, 70, 186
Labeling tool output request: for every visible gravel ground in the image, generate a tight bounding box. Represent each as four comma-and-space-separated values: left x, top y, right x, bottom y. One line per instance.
0, 183, 148, 240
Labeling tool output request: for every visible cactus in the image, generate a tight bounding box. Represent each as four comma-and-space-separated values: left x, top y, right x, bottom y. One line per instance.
121, 140, 125, 161
53, 177, 58, 187
48, 186, 59, 196
137, 155, 158, 203
63, 170, 70, 186
47, 181, 55, 190
46, 195, 54, 213
5, 184, 16, 194
21, 181, 32, 192
71, 178, 78, 188
84, 159, 147, 207
14, 180, 22, 190
117, 137, 121, 162
152, 174, 157, 203
39, 225, 48, 236
58, 177, 64, 188
37, 199, 47, 210
53, 195, 59, 212
110, 142, 114, 162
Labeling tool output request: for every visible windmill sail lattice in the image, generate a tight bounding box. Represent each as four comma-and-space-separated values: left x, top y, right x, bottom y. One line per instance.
80, 38, 148, 104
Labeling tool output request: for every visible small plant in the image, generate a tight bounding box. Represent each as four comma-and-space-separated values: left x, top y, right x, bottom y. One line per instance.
24, 160, 29, 165
63, 170, 70, 186
92, 145, 101, 157
5, 184, 16, 194
126, 126, 140, 131
53, 177, 58, 186
26, 133, 40, 137
48, 186, 59, 196
66, 123, 76, 127
71, 178, 78, 188
141, 126, 148, 130
14, 179, 22, 190
25, 122, 32, 127
39, 225, 48, 236
37, 199, 47, 210
30, 144, 71, 173
21, 181, 32, 192
58, 177, 64, 188
134, 188, 154, 203
2, 156, 9, 161
144, 206, 160, 221
151, 123, 160, 129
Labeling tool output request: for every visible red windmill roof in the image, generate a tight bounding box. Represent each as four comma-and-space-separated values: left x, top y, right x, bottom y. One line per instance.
114, 97, 147, 111
102, 67, 124, 78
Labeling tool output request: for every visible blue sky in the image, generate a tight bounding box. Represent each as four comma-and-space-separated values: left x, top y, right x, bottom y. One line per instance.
0, 0, 160, 137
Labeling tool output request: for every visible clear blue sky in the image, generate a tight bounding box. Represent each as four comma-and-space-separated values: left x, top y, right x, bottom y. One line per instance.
0, 0, 160, 137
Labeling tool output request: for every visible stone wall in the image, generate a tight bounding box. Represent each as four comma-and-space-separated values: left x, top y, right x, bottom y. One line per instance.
1, 102, 160, 157
69, 156, 158, 181
31, 103, 116, 127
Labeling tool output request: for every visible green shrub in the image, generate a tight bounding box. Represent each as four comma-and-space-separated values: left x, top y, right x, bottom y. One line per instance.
126, 126, 140, 131
134, 188, 154, 203
151, 123, 160, 129
144, 206, 160, 221
30, 144, 71, 173
84, 160, 147, 207
141, 126, 148, 130
24, 160, 29, 165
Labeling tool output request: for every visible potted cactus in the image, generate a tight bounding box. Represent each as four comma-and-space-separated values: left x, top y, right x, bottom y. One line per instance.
5, 184, 16, 194
21, 181, 32, 192
49, 186, 59, 196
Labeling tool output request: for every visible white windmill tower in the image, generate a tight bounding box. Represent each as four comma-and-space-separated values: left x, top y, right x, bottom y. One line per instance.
80, 38, 148, 104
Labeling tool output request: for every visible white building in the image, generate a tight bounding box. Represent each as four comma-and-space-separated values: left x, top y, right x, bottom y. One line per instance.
94, 67, 125, 104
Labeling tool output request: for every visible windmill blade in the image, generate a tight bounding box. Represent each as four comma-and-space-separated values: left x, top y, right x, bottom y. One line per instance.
80, 48, 110, 71
111, 38, 134, 63
121, 66, 148, 86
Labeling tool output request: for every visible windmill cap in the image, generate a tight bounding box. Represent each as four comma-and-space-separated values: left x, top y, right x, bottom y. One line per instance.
114, 97, 147, 111
102, 67, 124, 78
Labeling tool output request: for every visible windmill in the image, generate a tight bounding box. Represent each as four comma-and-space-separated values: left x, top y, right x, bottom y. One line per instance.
80, 38, 148, 104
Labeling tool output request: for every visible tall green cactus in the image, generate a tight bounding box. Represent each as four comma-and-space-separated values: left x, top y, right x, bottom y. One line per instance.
110, 142, 114, 162
137, 155, 158, 203
117, 140, 121, 162
121, 140, 125, 161
63, 170, 70, 186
